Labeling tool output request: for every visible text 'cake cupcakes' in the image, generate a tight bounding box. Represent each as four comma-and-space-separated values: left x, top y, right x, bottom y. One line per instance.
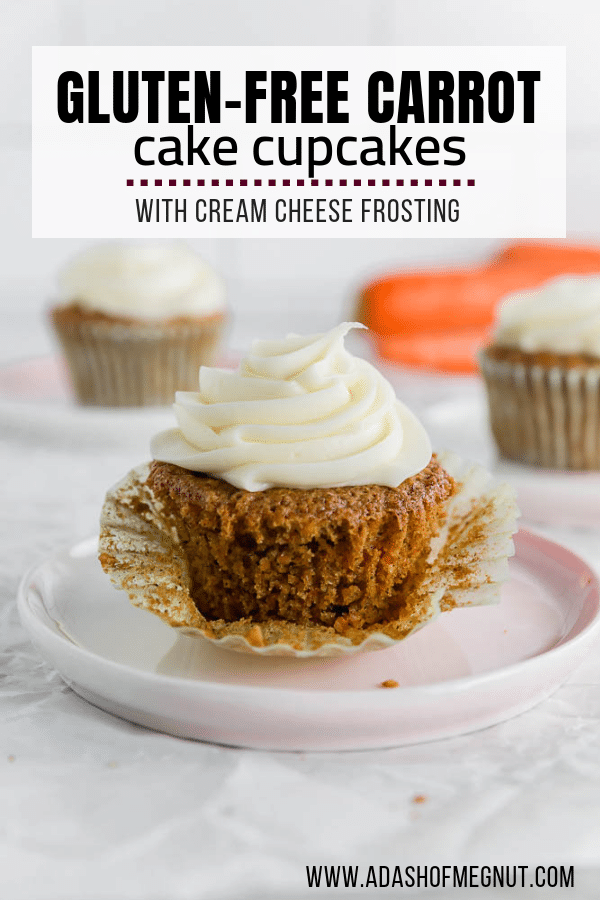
50, 241, 227, 407
99, 323, 518, 657
480, 276, 600, 470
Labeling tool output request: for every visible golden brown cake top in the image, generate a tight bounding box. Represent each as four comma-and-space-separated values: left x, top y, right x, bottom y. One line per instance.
50, 302, 225, 327
483, 344, 600, 368
147, 456, 453, 541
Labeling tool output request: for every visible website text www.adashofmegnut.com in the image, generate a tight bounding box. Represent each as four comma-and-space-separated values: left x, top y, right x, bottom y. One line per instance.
305, 864, 575, 890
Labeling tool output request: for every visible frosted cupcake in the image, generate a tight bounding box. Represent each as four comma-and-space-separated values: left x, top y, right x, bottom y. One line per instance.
99, 323, 517, 657
480, 276, 600, 469
49, 241, 227, 407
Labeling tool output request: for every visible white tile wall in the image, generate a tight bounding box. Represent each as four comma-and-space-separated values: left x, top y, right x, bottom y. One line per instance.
78, 0, 379, 47
0, 0, 62, 126
386, 0, 600, 133
3, 0, 600, 346
232, 236, 501, 286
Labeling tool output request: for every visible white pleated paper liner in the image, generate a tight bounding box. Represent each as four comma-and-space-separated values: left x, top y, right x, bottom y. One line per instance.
98, 451, 518, 658
480, 349, 600, 470
50, 311, 226, 407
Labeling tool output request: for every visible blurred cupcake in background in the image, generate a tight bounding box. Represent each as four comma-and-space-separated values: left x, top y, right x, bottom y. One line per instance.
479, 276, 600, 470
49, 242, 227, 407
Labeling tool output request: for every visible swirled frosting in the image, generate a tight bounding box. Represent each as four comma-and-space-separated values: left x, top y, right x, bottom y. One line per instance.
151, 322, 432, 491
58, 242, 226, 320
493, 275, 600, 354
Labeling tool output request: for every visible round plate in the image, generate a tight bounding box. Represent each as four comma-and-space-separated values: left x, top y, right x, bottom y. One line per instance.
0, 354, 240, 405
17, 532, 600, 751
0, 354, 73, 402
421, 391, 600, 529
0, 355, 218, 453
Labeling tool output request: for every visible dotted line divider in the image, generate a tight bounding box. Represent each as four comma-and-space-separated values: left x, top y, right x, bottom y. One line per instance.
126, 177, 476, 187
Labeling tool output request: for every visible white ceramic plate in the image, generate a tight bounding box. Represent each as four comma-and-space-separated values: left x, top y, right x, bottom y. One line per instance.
0, 354, 239, 405
0, 355, 175, 452
0, 355, 73, 403
0, 354, 225, 454
421, 390, 600, 528
17, 531, 600, 751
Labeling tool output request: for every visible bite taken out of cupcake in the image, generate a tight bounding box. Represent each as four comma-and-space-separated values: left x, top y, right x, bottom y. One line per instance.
99, 322, 518, 657
49, 241, 228, 407
479, 276, 600, 470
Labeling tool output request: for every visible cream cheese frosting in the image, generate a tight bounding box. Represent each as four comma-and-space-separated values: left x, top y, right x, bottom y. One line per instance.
492, 275, 600, 354
151, 322, 432, 491
58, 241, 226, 320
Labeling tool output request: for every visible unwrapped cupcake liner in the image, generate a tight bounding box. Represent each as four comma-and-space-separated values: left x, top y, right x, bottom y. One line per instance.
98, 452, 518, 658
50, 313, 226, 407
480, 350, 600, 470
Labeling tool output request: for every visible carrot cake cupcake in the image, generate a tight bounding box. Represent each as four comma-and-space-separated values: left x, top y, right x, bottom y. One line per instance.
99, 323, 518, 656
50, 241, 227, 407
480, 276, 600, 469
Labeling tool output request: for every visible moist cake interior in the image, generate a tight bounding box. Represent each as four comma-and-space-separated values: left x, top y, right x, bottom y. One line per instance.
147, 457, 455, 635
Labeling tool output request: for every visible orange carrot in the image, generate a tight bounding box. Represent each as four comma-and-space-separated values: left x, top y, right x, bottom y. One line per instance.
357, 241, 600, 373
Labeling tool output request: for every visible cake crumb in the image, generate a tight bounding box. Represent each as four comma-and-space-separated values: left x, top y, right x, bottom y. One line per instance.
380, 679, 399, 689
7, 755, 15, 763
412, 794, 427, 804
245, 624, 265, 647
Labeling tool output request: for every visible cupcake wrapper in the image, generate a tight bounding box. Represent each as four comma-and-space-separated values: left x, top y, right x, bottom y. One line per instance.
50, 315, 226, 407
98, 452, 518, 658
480, 351, 600, 469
